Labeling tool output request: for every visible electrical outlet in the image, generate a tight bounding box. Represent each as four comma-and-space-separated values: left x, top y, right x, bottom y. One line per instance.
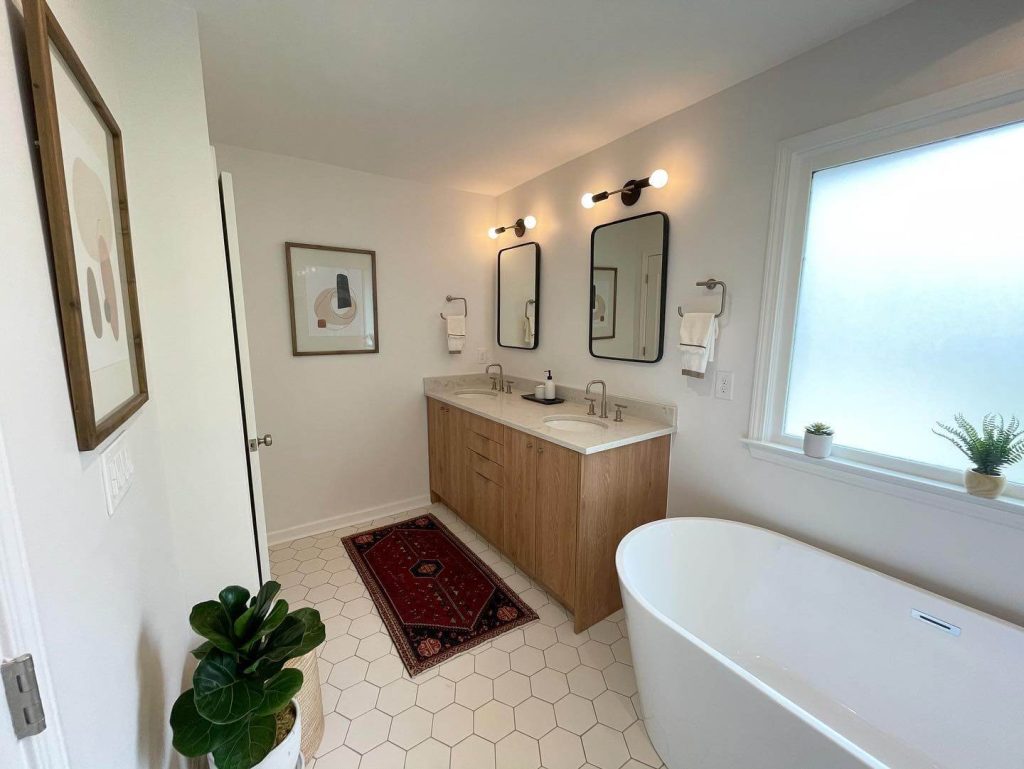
715, 370, 734, 400
476, 347, 489, 363
101, 433, 134, 517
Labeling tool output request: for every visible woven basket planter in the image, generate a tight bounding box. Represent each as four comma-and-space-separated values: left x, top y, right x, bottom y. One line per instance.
284, 650, 324, 762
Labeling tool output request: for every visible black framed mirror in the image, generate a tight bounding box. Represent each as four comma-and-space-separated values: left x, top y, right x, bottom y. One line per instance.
589, 212, 669, 362
497, 241, 540, 349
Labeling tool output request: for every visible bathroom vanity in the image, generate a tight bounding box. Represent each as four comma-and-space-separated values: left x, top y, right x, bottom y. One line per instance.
424, 376, 673, 631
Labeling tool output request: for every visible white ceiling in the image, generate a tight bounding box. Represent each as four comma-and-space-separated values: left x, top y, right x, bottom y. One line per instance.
186, 0, 913, 195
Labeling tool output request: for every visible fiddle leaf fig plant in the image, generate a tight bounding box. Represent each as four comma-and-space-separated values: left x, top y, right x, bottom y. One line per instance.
170, 581, 325, 769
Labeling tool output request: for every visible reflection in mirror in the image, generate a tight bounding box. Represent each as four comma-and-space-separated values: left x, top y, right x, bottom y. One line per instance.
497, 241, 540, 349
590, 212, 669, 362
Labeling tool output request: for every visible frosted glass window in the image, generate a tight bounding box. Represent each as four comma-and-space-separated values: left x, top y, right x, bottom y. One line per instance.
784, 120, 1024, 484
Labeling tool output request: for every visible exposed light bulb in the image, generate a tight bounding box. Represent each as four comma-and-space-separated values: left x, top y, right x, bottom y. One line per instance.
648, 168, 669, 189
523, 215, 537, 230
581, 193, 595, 209
487, 227, 499, 239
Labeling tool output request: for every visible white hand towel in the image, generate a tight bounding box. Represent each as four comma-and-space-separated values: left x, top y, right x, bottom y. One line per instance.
446, 314, 466, 354
522, 314, 535, 344
678, 312, 718, 378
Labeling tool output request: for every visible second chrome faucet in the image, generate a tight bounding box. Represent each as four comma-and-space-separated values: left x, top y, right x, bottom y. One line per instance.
585, 379, 608, 419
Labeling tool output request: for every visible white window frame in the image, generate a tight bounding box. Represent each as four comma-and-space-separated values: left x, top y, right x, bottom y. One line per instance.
747, 68, 1024, 521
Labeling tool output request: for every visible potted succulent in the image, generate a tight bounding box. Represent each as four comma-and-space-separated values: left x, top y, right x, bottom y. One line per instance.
803, 422, 834, 459
170, 581, 325, 769
933, 413, 1024, 499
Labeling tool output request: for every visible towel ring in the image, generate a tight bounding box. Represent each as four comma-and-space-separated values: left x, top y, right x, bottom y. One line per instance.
440, 295, 468, 319
524, 298, 535, 319
678, 278, 726, 318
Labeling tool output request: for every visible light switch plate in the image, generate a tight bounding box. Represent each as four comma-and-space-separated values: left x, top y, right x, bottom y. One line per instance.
715, 370, 734, 400
101, 433, 134, 517
476, 347, 489, 363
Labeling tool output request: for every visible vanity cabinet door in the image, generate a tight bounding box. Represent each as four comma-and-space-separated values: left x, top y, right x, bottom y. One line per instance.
469, 468, 504, 549
427, 398, 447, 501
503, 428, 538, 575
534, 439, 581, 608
426, 398, 464, 512
445, 406, 465, 513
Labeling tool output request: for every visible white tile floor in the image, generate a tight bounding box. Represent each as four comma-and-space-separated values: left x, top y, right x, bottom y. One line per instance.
271, 503, 665, 769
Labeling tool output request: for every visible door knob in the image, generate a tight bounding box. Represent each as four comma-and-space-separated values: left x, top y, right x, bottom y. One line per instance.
248, 434, 273, 452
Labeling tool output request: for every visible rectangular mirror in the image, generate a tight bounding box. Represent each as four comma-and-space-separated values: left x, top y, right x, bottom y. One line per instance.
590, 212, 669, 362
497, 241, 540, 349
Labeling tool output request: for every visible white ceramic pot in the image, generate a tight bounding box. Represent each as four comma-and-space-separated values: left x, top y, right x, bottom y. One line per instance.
803, 431, 833, 459
964, 469, 1006, 499
209, 700, 302, 769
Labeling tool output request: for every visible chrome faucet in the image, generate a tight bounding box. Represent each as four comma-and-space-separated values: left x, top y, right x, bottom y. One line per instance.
585, 379, 608, 419
486, 363, 504, 393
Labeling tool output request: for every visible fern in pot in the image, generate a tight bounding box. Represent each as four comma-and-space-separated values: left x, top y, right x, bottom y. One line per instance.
170, 581, 325, 769
933, 414, 1024, 499
803, 422, 834, 459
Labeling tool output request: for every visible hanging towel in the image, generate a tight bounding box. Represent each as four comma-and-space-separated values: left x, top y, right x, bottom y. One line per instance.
522, 314, 535, 345
678, 312, 718, 378
446, 314, 466, 354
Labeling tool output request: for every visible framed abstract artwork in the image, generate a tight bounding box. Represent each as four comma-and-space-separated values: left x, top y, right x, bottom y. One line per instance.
286, 243, 379, 355
23, 0, 148, 451
591, 267, 618, 340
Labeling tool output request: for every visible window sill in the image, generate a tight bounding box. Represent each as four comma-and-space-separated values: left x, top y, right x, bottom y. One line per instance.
741, 439, 1024, 530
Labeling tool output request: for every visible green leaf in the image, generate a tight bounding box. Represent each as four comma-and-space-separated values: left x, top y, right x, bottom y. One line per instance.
232, 606, 257, 641
288, 607, 326, 657
209, 713, 277, 769
194, 649, 265, 724
190, 601, 238, 655
170, 689, 218, 757
237, 582, 281, 640
241, 600, 289, 653
255, 668, 303, 716
250, 581, 281, 620
191, 640, 214, 660
219, 586, 252, 620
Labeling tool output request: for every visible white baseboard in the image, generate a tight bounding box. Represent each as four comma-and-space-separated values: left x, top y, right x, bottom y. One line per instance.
267, 494, 434, 546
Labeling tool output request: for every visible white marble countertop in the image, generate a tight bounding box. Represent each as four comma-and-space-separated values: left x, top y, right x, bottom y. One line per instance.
423, 376, 675, 455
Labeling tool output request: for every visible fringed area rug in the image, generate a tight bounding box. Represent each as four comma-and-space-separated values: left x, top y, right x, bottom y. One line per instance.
342, 513, 538, 676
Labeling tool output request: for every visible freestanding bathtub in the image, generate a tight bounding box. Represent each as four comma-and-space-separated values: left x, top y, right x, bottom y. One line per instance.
616, 517, 1024, 769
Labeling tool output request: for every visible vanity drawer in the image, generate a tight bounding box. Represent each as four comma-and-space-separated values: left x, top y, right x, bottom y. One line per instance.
466, 430, 503, 465
463, 410, 504, 445
468, 448, 503, 487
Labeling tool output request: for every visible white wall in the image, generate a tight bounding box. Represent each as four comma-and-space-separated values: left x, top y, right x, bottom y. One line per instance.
496, 0, 1024, 624
215, 145, 496, 541
0, 1, 258, 766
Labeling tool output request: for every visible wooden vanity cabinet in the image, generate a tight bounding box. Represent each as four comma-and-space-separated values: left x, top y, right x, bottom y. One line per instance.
427, 396, 669, 631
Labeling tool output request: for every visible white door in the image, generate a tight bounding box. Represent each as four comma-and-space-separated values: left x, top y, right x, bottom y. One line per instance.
219, 171, 271, 582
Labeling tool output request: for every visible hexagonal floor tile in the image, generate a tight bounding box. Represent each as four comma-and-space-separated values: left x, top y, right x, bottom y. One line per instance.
523, 624, 557, 650
389, 706, 432, 749
405, 737, 450, 769
366, 654, 404, 687
474, 700, 514, 742
602, 663, 637, 696
315, 598, 344, 620
623, 721, 661, 768
493, 671, 531, 706
345, 709, 391, 754
315, 745, 360, 769
510, 646, 545, 676
496, 731, 541, 769
336, 680, 379, 719
327, 657, 368, 690
348, 614, 384, 639
587, 620, 622, 645
567, 666, 607, 699
492, 628, 525, 652
357, 632, 393, 662
475, 648, 511, 679
316, 712, 351, 757
323, 615, 352, 641
303, 571, 333, 590
359, 741, 405, 769
530, 668, 569, 703
334, 582, 365, 602
377, 679, 417, 716
439, 653, 476, 682
341, 597, 374, 619
537, 604, 568, 627
544, 643, 581, 673
321, 634, 359, 664
513, 697, 555, 739
554, 694, 597, 735
610, 638, 631, 665
417, 676, 456, 713
297, 558, 326, 574
455, 673, 493, 709
579, 640, 615, 670
451, 734, 495, 769
593, 690, 637, 731
432, 703, 473, 746
555, 622, 589, 648
540, 727, 586, 769
582, 724, 630, 769
320, 682, 341, 714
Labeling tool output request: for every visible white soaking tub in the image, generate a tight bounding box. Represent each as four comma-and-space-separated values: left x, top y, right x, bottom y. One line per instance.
616, 517, 1024, 769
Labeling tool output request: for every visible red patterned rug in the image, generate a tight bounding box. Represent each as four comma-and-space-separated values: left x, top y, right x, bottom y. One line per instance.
342, 513, 538, 675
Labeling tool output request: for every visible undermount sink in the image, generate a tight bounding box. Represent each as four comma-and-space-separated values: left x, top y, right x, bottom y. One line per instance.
543, 415, 608, 433
454, 389, 498, 400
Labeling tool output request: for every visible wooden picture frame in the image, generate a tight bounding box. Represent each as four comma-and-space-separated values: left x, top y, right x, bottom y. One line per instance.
591, 267, 618, 340
23, 0, 148, 451
285, 242, 380, 355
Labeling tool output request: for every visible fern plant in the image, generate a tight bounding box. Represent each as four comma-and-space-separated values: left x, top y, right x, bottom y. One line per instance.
933, 413, 1024, 476
170, 581, 325, 769
805, 422, 834, 436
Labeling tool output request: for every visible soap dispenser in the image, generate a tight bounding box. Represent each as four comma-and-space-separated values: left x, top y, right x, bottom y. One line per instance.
544, 370, 556, 400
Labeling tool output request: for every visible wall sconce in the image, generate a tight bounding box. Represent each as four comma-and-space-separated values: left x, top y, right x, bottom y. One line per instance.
581, 169, 668, 208
488, 215, 537, 239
